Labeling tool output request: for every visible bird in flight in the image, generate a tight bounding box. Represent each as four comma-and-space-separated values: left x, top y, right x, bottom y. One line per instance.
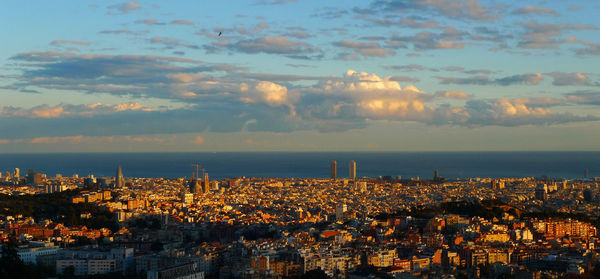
218, 32, 222, 36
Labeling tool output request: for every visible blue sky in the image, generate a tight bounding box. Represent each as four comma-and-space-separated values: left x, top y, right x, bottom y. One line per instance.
1, 0, 600, 152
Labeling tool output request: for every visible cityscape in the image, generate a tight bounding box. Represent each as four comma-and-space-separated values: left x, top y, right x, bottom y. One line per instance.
2, 0, 600, 278
1, 161, 600, 278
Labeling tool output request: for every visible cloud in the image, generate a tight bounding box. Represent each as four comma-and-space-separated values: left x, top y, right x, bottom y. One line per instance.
313, 70, 431, 121
193, 136, 205, 144
518, 21, 597, 49
386, 64, 425, 72
434, 90, 470, 99
150, 37, 200, 49
224, 36, 321, 59
437, 98, 599, 127
0, 102, 157, 119
30, 136, 85, 144
171, 19, 194, 25
8, 51, 242, 99
365, 17, 441, 29
370, 0, 496, 21
50, 40, 90, 46
333, 40, 395, 58
257, 0, 297, 5
512, 5, 558, 16
0, 139, 25, 144
389, 75, 420, 82
240, 81, 296, 116
107, 1, 141, 14
436, 73, 543, 86
99, 29, 148, 36
312, 7, 348, 19
574, 40, 600, 56
387, 29, 466, 50
136, 19, 164, 25
548, 72, 589, 86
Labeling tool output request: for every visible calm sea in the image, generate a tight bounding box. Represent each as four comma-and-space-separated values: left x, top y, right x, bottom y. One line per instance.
0, 152, 597, 180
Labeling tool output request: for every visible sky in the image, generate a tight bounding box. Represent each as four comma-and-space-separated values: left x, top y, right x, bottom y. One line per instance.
1, 0, 600, 152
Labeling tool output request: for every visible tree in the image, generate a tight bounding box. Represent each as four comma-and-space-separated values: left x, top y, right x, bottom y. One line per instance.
302, 268, 329, 279
0, 239, 44, 279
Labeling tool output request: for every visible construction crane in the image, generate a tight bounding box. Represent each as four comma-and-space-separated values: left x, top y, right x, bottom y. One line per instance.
191, 164, 205, 179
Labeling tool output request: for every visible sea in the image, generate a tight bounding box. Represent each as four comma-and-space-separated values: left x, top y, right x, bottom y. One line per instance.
0, 152, 598, 180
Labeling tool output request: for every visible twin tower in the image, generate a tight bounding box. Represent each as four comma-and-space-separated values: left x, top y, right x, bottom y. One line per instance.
330, 160, 356, 180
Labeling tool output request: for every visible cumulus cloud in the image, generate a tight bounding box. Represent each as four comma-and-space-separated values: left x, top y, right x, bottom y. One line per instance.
240, 81, 296, 116
107, 1, 141, 14
315, 70, 431, 121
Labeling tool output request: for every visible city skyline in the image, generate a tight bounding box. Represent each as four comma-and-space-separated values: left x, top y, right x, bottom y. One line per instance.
2, 1, 600, 152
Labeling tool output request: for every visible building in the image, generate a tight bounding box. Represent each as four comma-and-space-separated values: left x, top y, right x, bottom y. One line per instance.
349, 160, 356, 180
336, 203, 347, 222
535, 184, 548, 201
115, 166, 124, 188
27, 169, 43, 185
330, 161, 337, 180
190, 175, 201, 194
182, 192, 194, 205
46, 183, 67, 193
18, 242, 61, 265
203, 173, 210, 194
147, 263, 204, 279
56, 248, 133, 276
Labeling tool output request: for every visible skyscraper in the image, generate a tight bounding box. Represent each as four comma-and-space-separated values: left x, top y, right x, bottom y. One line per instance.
330, 160, 337, 179
584, 169, 589, 179
349, 160, 356, 180
433, 169, 439, 181
115, 166, 124, 188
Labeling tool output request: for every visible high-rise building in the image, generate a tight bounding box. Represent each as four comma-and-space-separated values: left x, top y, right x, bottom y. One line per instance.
349, 160, 356, 180
26, 169, 43, 185
535, 184, 548, 201
14, 168, 20, 178
330, 161, 337, 179
115, 166, 124, 188
433, 169, 439, 180
583, 188, 593, 203
584, 169, 589, 179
